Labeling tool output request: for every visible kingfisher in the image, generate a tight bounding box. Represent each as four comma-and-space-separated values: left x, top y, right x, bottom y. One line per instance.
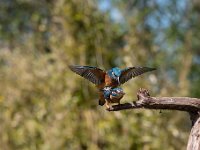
99, 87, 125, 109
69, 65, 156, 108
69, 65, 156, 89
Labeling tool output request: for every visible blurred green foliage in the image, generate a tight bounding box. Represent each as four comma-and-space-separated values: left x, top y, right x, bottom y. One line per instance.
0, 0, 199, 149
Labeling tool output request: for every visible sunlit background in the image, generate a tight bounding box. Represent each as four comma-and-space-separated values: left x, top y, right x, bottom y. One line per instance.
0, 0, 200, 149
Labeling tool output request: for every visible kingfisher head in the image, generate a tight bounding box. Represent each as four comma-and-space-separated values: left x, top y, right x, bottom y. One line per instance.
107, 67, 122, 83
111, 87, 125, 98
102, 87, 125, 99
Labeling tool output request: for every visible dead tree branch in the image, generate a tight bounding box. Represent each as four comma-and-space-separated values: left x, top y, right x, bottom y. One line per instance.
108, 88, 200, 113
107, 88, 200, 150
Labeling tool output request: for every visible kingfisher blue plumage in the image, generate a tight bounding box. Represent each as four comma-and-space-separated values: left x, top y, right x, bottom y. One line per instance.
69, 65, 156, 108
99, 87, 125, 109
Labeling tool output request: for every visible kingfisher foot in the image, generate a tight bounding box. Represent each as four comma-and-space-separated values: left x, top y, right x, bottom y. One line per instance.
106, 105, 114, 111
105, 100, 113, 110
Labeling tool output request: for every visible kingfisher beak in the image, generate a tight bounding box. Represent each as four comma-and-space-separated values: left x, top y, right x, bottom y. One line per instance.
117, 77, 120, 85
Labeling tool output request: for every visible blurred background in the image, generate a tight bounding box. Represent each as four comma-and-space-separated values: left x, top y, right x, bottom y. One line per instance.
0, 0, 200, 149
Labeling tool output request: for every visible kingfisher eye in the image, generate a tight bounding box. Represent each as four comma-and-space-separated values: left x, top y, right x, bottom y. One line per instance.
112, 72, 117, 77
112, 91, 117, 96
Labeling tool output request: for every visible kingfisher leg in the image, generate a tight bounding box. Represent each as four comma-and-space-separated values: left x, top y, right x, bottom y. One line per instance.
105, 99, 110, 109
105, 99, 113, 110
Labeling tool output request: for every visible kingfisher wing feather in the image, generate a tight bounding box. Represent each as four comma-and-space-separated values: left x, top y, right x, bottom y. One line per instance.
119, 67, 156, 84
69, 65, 105, 85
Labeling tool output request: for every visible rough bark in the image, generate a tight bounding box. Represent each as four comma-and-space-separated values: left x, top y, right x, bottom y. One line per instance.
187, 113, 200, 150
107, 88, 200, 150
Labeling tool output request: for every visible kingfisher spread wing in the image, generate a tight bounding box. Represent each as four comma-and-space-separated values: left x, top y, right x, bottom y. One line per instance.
106, 66, 156, 85
119, 67, 156, 84
69, 65, 105, 85
69, 65, 156, 87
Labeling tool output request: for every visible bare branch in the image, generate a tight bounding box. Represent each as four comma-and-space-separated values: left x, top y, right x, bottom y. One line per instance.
107, 88, 200, 113
107, 88, 200, 150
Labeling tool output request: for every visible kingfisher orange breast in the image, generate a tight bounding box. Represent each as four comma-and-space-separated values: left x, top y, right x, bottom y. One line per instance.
105, 74, 112, 85
109, 95, 123, 103
105, 74, 118, 87
97, 74, 118, 89
109, 97, 120, 103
